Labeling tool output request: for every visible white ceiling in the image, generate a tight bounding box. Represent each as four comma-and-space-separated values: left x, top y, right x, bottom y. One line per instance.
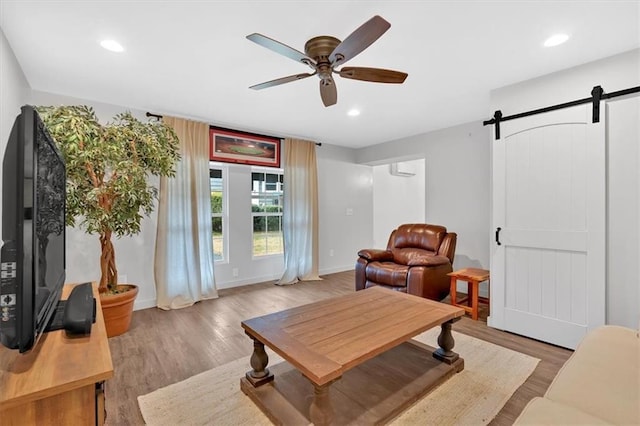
1, 1, 638, 148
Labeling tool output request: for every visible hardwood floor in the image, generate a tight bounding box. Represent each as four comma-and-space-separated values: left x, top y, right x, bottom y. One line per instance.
105, 270, 572, 425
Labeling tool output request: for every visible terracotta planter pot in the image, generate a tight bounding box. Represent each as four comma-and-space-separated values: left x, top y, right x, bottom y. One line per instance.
100, 284, 138, 338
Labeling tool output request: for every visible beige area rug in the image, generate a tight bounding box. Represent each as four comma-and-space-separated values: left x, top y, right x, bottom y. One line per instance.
138, 329, 539, 425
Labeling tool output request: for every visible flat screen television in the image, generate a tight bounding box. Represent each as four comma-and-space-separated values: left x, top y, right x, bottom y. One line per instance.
1, 105, 66, 353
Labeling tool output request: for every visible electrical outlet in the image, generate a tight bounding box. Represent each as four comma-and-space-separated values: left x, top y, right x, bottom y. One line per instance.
232, 268, 239, 277
329, 249, 334, 257
346, 208, 354, 216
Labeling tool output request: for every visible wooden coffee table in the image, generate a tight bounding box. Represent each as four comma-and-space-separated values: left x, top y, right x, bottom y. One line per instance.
240, 287, 465, 425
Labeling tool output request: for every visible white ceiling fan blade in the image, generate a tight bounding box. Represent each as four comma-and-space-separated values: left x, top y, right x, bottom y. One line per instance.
249, 73, 315, 90
247, 33, 315, 66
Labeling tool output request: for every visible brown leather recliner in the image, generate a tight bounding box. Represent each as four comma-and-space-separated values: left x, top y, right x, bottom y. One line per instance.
355, 223, 457, 301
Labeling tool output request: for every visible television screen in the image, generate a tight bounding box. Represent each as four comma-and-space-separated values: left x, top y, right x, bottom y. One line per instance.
1, 105, 66, 353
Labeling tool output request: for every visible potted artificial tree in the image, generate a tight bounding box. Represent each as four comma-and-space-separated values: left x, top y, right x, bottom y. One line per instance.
37, 105, 180, 337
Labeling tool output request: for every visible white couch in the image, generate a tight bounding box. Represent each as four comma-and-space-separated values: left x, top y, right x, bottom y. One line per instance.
515, 325, 640, 425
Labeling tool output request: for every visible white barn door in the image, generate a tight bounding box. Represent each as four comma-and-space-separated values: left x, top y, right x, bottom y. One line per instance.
490, 105, 605, 349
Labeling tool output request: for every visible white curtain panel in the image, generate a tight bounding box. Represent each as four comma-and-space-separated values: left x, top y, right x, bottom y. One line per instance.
154, 116, 218, 309
277, 138, 322, 285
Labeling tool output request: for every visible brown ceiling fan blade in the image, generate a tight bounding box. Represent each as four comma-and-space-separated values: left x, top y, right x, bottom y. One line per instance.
249, 73, 314, 90
338, 67, 408, 84
329, 16, 391, 66
320, 78, 337, 107
247, 33, 315, 66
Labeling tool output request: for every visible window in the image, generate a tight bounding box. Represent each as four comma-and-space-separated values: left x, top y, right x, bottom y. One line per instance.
251, 168, 284, 257
210, 165, 227, 261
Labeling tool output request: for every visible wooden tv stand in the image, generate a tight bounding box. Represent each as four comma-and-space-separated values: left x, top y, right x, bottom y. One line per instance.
0, 283, 113, 425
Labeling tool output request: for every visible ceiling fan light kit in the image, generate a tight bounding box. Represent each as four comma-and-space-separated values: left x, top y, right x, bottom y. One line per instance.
247, 15, 408, 107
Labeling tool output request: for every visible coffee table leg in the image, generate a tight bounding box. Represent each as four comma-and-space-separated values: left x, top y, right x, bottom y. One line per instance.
433, 318, 460, 364
245, 337, 274, 387
309, 381, 334, 426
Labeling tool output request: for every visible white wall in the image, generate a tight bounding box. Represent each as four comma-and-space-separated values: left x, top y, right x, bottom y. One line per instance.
212, 142, 378, 287
26, 90, 375, 301
357, 121, 492, 271
607, 97, 640, 328
490, 48, 640, 328
372, 159, 425, 248
201, 142, 376, 287
0, 28, 30, 233
317, 144, 374, 274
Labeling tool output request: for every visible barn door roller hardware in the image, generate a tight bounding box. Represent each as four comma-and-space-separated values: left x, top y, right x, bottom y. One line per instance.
483, 85, 640, 140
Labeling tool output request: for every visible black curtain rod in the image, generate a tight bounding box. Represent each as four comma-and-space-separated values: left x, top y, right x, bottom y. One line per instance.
483, 85, 640, 140
146, 112, 322, 146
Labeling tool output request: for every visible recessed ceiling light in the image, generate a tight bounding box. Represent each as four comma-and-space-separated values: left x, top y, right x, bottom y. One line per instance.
100, 39, 124, 53
543, 33, 569, 47
347, 109, 360, 117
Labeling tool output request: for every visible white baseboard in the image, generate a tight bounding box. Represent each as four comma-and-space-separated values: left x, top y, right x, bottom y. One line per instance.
215, 273, 282, 290
319, 265, 354, 275
133, 268, 355, 309
134, 298, 157, 311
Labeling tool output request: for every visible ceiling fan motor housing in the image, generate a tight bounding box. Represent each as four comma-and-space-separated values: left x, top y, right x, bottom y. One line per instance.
304, 36, 341, 61
305, 36, 342, 82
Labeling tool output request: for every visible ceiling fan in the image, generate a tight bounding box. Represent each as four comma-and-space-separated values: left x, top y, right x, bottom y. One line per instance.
246, 15, 408, 107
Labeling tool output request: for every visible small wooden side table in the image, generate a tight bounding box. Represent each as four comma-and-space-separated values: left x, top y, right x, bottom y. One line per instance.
447, 268, 490, 320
